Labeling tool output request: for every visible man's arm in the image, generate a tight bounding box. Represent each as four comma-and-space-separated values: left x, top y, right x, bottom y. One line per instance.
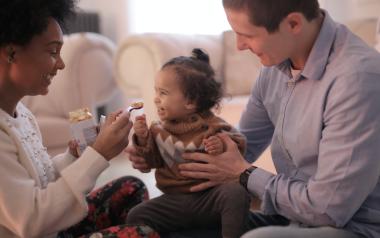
250, 72, 380, 227
179, 70, 275, 191
239, 70, 275, 163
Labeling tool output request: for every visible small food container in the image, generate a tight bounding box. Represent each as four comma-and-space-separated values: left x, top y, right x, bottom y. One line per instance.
69, 108, 98, 155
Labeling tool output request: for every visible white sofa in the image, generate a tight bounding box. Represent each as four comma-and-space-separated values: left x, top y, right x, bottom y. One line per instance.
22, 33, 125, 156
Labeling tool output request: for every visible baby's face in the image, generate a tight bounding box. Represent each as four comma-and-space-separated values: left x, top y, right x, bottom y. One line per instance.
153, 68, 196, 121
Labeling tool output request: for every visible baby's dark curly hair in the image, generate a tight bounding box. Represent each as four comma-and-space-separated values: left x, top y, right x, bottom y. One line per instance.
0, 0, 77, 47
162, 48, 223, 114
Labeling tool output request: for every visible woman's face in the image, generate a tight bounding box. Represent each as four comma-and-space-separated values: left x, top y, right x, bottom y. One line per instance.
6, 17, 65, 97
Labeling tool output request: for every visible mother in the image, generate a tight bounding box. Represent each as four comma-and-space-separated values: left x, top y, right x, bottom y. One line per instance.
0, 0, 158, 237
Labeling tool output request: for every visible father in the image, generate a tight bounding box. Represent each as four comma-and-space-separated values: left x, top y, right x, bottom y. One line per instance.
177, 0, 380, 237
130, 0, 380, 237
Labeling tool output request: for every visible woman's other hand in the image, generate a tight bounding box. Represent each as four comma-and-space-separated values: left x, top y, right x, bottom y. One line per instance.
68, 139, 79, 158
125, 146, 151, 173
92, 110, 132, 161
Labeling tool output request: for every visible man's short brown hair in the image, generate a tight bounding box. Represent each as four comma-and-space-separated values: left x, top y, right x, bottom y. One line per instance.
223, 0, 320, 32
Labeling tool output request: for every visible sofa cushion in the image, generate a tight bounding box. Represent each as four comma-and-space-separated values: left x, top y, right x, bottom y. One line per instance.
222, 31, 262, 96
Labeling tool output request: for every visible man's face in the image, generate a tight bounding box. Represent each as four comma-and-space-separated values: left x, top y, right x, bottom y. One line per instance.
225, 8, 294, 66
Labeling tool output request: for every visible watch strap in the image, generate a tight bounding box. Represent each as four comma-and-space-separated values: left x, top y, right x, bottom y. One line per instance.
239, 166, 257, 190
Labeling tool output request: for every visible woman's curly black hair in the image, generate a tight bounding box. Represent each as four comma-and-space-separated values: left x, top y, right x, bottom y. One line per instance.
0, 0, 77, 47
162, 48, 223, 114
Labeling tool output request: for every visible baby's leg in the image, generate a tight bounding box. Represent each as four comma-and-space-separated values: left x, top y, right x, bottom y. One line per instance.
206, 182, 251, 238
126, 192, 220, 233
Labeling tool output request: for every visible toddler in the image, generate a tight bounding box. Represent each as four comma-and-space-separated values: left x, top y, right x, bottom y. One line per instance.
127, 48, 250, 238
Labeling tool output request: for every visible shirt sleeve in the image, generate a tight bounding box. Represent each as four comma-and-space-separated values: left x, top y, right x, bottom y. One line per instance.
239, 69, 275, 163
249, 72, 380, 227
0, 130, 109, 237
51, 150, 76, 173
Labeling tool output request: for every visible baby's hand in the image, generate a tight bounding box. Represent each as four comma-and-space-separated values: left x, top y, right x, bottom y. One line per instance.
133, 114, 149, 144
68, 139, 79, 158
203, 135, 224, 155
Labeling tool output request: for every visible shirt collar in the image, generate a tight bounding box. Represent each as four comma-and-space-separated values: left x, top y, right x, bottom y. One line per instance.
302, 10, 337, 80
276, 10, 338, 81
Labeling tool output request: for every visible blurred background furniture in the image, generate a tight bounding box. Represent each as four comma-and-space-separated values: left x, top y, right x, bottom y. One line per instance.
62, 11, 100, 34
22, 32, 125, 156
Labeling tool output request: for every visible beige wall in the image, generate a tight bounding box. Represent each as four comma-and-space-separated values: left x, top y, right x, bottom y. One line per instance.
320, 0, 380, 22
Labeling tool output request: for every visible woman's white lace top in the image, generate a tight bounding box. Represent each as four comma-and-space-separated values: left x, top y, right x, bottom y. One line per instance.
1, 103, 57, 188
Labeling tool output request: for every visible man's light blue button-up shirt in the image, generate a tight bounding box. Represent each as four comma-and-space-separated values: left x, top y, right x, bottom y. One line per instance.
240, 11, 380, 238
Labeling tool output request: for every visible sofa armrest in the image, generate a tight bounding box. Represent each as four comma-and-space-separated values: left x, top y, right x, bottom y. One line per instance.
34, 117, 72, 155
115, 33, 224, 122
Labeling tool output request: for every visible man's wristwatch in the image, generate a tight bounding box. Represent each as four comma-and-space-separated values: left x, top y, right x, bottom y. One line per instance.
239, 166, 257, 190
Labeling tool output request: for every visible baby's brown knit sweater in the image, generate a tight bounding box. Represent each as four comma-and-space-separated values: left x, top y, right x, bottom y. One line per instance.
133, 112, 246, 194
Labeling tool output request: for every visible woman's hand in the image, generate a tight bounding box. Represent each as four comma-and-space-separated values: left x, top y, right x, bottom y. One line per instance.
179, 133, 251, 192
125, 146, 152, 173
203, 135, 224, 155
133, 114, 149, 146
68, 139, 79, 158
92, 110, 132, 161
